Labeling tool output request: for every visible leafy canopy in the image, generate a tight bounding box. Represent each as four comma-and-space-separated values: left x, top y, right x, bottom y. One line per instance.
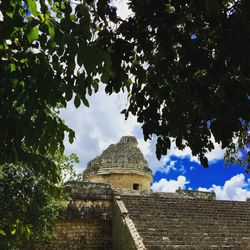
1, 0, 250, 186
100, 0, 250, 169
0, 0, 113, 176
0, 152, 79, 249
0, 0, 114, 245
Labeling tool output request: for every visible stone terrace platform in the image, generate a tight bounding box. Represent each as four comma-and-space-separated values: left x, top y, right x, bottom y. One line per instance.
117, 193, 250, 250
38, 182, 250, 249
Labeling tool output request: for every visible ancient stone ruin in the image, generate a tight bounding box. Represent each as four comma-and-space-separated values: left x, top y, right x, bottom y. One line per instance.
39, 136, 250, 249
83, 136, 152, 190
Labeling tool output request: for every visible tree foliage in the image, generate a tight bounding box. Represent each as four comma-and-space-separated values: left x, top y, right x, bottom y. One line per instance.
0, 0, 114, 245
100, 0, 250, 169
0, 0, 113, 176
0, 152, 79, 249
225, 123, 250, 171
0, 0, 250, 213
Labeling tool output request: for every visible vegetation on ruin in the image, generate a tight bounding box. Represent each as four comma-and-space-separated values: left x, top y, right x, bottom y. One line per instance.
0, 152, 79, 248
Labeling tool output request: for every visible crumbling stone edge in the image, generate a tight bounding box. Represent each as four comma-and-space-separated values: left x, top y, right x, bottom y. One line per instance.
115, 196, 146, 250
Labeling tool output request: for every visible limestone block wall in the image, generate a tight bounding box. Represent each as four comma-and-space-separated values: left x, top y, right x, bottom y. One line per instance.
84, 173, 152, 190
43, 219, 112, 250
36, 182, 113, 250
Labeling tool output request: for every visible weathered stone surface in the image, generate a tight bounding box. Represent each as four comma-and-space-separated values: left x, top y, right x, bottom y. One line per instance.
113, 188, 152, 196
62, 181, 113, 220
112, 197, 142, 250
36, 220, 112, 250
36, 182, 113, 250
83, 136, 152, 177
65, 181, 113, 200
114, 188, 215, 200
36, 180, 250, 250
120, 194, 250, 249
176, 189, 216, 200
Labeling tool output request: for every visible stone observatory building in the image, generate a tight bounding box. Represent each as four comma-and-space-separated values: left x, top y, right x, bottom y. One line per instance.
82, 136, 153, 190
39, 136, 250, 250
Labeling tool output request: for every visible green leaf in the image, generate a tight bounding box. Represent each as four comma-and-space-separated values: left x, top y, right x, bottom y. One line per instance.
27, 0, 38, 16
70, 14, 77, 21
77, 45, 104, 73
0, 229, 6, 236
25, 225, 31, 241
121, 109, 127, 114
26, 26, 39, 43
47, 22, 55, 41
88, 86, 92, 96
65, 87, 73, 101
11, 228, 16, 235
74, 95, 81, 108
156, 144, 162, 160
101, 53, 112, 82
166, 138, 171, 149
165, 4, 175, 14
92, 79, 99, 93
9, 63, 16, 72
68, 129, 75, 144
82, 97, 89, 107
77, 4, 90, 24
200, 155, 209, 168
6, 11, 14, 18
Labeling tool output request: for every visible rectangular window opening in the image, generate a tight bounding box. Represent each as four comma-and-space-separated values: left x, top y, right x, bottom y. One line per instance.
133, 183, 140, 190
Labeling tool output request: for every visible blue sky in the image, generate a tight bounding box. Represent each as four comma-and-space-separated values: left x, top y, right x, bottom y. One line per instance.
154, 158, 246, 189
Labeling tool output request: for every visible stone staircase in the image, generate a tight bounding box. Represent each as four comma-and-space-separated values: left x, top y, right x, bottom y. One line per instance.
120, 194, 250, 249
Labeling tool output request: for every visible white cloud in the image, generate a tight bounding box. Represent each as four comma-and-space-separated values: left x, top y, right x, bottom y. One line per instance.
156, 160, 177, 175
151, 176, 189, 193
152, 174, 250, 201
148, 135, 225, 175
178, 164, 186, 175
137, 138, 151, 158
112, 0, 133, 19
164, 136, 225, 165
206, 138, 226, 163
198, 174, 250, 201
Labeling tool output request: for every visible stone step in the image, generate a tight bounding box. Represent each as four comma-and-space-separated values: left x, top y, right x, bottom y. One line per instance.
120, 195, 250, 249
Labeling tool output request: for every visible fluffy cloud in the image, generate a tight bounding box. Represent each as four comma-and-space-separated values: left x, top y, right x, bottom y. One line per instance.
151, 176, 189, 193
155, 160, 177, 175
163, 137, 225, 165
112, 0, 132, 19
149, 136, 225, 175
152, 174, 250, 201
198, 174, 250, 201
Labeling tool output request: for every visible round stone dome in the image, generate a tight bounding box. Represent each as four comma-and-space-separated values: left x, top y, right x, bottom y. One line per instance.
82, 136, 152, 190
